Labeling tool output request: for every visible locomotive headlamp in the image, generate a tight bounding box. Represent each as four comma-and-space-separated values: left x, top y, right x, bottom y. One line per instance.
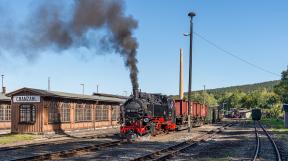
143, 118, 150, 123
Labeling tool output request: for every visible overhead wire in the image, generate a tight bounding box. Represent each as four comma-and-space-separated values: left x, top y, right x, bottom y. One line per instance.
193, 32, 280, 77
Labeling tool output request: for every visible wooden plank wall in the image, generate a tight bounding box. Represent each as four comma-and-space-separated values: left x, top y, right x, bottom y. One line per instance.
11, 91, 43, 134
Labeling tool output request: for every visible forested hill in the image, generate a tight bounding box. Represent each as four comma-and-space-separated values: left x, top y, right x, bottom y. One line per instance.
192, 80, 280, 95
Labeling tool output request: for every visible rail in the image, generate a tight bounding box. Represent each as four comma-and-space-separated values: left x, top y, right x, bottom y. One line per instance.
253, 121, 282, 161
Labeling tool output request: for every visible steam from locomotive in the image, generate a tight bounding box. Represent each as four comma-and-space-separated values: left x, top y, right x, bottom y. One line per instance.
0, 0, 139, 89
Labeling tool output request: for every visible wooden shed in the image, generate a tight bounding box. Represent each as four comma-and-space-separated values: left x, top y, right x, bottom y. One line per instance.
7, 88, 126, 134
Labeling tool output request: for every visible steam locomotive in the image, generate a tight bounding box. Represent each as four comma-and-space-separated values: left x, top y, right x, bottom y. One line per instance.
119, 89, 208, 140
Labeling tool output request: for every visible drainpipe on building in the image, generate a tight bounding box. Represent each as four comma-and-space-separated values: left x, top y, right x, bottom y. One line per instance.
2, 87, 6, 94
1, 74, 5, 94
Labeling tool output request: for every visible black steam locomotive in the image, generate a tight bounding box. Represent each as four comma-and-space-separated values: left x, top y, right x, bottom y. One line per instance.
119, 89, 177, 139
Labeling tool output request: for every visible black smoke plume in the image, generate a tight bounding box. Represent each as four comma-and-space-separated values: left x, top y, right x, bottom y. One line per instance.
0, 0, 139, 90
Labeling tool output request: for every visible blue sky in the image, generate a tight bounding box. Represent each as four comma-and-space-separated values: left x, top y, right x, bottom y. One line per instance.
0, 0, 287, 95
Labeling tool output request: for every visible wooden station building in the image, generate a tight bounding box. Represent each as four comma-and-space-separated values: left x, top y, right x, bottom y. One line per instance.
0, 89, 11, 130
6, 88, 127, 134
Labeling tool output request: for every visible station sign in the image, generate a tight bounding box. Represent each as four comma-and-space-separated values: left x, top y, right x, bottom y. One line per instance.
13, 96, 41, 103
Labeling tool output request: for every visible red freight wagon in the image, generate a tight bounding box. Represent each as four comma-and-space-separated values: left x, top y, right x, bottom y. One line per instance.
190, 102, 208, 126
174, 100, 208, 128
174, 99, 188, 116
201, 104, 208, 117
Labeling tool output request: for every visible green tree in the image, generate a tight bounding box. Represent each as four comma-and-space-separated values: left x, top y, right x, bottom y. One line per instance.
274, 69, 288, 103
218, 91, 246, 110
185, 92, 218, 106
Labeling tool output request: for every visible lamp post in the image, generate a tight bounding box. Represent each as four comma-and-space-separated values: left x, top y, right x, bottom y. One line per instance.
187, 12, 196, 133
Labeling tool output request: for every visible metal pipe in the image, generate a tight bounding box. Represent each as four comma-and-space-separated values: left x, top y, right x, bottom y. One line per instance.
1, 75, 3, 89
48, 77, 50, 91
187, 12, 196, 133
1, 75, 4, 94
80, 84, 84, 95
133, 88, 139, 98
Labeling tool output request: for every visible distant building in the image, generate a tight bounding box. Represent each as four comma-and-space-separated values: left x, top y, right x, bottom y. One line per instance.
0, 92, 11, 129
7, 87, 127, 134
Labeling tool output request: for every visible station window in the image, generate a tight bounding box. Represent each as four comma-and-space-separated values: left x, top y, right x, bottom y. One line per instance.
48, 101, 60, 123
49, 101, 71, 123
84, 104, 91, 121
95, 105, 103, 121
19, 105, 36, 123
111, 106, 120, 121
0, 105, 11, 121
60, 103, 70, 122
96, 105, 109, 121
75, 103, 92, 122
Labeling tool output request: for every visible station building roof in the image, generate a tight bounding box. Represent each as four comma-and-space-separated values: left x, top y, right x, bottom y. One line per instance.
93, 92, 128, 99
7, 87, 126, 103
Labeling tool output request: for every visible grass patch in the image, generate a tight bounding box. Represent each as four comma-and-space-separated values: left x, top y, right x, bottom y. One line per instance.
0, 134, 36, 145
260, 118, 284, 129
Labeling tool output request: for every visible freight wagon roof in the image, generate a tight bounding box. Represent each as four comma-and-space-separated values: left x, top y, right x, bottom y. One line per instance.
7, 87, 126, 103
0, 93, 10, 102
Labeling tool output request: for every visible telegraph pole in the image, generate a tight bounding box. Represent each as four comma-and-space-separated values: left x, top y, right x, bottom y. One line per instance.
187, 12, 196, 133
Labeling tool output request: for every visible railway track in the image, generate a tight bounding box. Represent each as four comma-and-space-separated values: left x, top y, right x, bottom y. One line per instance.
0, 133, 118, 152
0, 133, 122, 161
253, 121, 282, 161
12, 140, 124, 161
132, 122, 235, 161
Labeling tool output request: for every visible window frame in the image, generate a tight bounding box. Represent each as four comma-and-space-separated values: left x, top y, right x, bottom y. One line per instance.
0, 104, 11, 122
111, 105, 119, 121
48, 100, 60, 124
95, 105, 109, 121
19, 104, 36, 124
75, 103, 92, 122
60, 102, 70, 123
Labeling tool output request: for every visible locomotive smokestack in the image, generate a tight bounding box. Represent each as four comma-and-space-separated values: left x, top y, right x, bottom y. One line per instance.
179, 48, 184, 100
133, 88, 139, 98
